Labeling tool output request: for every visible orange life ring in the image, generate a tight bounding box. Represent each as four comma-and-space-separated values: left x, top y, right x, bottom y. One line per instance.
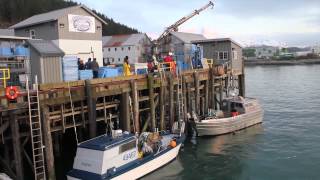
6, 86, 19, 100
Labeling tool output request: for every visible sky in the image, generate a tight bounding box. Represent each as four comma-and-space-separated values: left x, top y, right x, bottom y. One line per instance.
75, 0, 320, 47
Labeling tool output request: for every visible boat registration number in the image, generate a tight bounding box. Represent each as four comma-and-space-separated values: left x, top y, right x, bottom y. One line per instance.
123, 151, 136, 161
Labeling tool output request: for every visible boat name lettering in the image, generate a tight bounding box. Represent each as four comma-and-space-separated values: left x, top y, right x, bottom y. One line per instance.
123, 151, 136, 161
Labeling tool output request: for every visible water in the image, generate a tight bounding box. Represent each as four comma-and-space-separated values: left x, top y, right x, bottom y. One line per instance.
143, 65, 320, 180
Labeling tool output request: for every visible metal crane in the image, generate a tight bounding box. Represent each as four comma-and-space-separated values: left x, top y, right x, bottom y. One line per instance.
157, 1, 214, 41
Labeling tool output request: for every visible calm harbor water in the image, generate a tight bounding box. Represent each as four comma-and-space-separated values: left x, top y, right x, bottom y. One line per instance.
143, 64, 320, 180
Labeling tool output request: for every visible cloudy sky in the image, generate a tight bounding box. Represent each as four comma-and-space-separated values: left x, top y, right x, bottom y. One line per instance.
75, 0, 320, 47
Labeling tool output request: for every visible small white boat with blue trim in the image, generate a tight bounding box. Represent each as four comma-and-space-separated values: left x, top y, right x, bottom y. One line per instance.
195, 96, 263, 136
67, 122, 185, 180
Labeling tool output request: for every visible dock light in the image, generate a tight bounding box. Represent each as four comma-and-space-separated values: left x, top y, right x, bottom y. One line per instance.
59, 23, 65, 28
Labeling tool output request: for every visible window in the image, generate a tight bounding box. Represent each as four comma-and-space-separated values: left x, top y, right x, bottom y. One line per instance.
115, 48, 117, 51
112, 58, 114, 63
118, 58, 120, 62
121, 47, 124, 51
218, 51, 228, 60
30, 30, 36, 39
119, 140, 136, 153
268, 50, 272, 54
232, 50, 238, 60
108, 48, 111, 52
128, 47, 131, 51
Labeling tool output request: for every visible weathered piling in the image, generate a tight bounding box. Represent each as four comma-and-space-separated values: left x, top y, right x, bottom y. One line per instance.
9, 111, 23, 180
85, 80, 96, 138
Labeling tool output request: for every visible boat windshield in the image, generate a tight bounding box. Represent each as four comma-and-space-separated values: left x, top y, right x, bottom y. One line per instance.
119, 140, 136, 154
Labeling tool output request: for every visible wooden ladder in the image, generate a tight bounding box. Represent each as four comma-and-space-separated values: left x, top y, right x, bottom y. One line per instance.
26, 76, 46, 180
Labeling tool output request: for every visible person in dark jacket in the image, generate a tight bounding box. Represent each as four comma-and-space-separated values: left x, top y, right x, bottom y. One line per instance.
85, 58, 92, 69
91, 58, 100, 78
78, 59, 85, 70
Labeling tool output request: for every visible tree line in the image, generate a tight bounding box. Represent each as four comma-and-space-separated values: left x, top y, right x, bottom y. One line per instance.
0, 0, 139, 35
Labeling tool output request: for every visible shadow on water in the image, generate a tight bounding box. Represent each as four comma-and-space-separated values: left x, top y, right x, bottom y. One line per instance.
143, 125, 264, 180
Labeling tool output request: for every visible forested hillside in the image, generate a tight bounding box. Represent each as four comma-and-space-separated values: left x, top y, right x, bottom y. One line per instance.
0, 0, 139, 35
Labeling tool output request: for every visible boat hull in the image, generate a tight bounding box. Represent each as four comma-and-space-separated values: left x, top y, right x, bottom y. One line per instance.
195, 110, 263, 136
67, 144, 182, 180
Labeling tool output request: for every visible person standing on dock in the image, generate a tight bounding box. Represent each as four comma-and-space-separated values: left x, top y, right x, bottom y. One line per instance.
123, 56, 132, 76
91, 58, 100, 78
78, 59, 85, 70
85, 58, 92, 70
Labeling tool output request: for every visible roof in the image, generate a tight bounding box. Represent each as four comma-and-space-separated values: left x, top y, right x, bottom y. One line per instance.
27, 39, 64, 57
103, 33, 149, 47
192, 38, 242, 48
10, 5, 107, 29
170, 32, 207, 44
0, 29, 14, 36
79, 133, 135, 151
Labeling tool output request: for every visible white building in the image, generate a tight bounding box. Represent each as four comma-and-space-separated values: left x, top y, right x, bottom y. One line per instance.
102, 33, 152, 65
10, 5, 107, 66
312, 46, 320, 55
253, 45, 279, 59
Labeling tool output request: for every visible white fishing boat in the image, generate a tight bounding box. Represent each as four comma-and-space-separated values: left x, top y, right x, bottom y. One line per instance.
195, 96, 263, 136
67, 123, 185, 180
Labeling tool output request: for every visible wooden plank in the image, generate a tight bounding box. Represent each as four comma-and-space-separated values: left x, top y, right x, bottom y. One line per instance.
239, 74, 245, 97
41, 106, 56, 180
168, 74, 174, 129
85, 80, 96, 138
148, 75, 156, 131
39, 80, 85, 91
159, 79, 165, 131
130, 80, 140, 133
9, 111, 24, 180
194, 71, 200, 114
210, 68, 216, 110
204, 79, 209, 115
120, 92, 130, 132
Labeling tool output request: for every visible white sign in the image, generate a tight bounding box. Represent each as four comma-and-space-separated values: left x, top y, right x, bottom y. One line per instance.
68, 14, 95, 33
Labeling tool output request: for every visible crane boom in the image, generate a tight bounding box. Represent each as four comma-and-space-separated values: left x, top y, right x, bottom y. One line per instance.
157, 1, 214, 41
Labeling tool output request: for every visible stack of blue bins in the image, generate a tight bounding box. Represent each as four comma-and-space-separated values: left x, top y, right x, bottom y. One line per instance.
14, 46, 29, 57
98, 67, 119, 78
62, 56, 79, 81
0, 47, 13, 57
79, 70, 93, 80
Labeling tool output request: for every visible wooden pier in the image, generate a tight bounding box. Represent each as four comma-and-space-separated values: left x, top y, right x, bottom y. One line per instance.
0, 68, 244, 180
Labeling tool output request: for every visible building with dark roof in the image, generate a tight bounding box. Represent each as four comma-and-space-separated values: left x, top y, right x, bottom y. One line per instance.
102, 33, 152, 64
10, 5, 107, 66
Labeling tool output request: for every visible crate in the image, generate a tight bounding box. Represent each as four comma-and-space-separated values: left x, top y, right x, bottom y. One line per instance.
79, 70, 93, 80
14, 46, 29, 57
98, 67, 119, 78
0, 48, 13, 57
62, 56, 79, 81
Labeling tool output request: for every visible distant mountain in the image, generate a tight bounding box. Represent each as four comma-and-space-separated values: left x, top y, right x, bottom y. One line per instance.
287, 47, 311, 53
0, 0, 139, 35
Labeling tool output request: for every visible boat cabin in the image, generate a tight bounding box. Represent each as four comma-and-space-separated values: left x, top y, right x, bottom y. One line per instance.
70, 132, 138, 177
221, 96, 260, 117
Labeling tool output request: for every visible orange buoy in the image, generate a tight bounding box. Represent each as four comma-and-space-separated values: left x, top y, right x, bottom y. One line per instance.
170, 140, 177, 148
5, 86, 19, 100
213, 65, 225, 76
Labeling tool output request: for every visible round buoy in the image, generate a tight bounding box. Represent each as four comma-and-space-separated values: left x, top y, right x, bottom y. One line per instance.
170, 140, 177, 148
5, 86, 19, 100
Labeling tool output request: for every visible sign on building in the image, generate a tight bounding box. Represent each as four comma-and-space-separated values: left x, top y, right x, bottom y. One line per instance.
68, 14, 95, 33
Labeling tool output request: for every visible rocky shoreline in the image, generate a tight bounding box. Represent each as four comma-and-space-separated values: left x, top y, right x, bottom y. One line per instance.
244, 59, 320, 66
